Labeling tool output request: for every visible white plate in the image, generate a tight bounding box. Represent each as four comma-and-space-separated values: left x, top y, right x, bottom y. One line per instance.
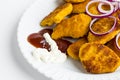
17, 0, 120, 80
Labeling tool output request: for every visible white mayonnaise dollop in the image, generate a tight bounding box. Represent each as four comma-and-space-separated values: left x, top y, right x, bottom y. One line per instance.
32, 33, 67, 63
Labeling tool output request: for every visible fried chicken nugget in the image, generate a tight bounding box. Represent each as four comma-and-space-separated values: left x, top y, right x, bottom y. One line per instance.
52, 13, 91, 39
65, 0, 85, 3
88, 29, 120, 44
72, 0, 90, 13
67, 37, 88, 60
88, 18, 120, 44
40, 3, 73, 27
79, 42, 120, 74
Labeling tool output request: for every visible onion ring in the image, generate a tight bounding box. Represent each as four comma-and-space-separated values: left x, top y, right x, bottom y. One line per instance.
115, 33, 120, 50
86, 0, 114, 18
89, 16, 117, 36
108, 0, 120, 9
108, 0, 115, 2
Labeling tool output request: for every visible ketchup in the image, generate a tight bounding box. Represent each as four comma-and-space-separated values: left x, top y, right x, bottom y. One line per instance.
38, 28, 53, 36
27, 33, 51, 51
55, 39, 71, 53
27, 28, 71, 53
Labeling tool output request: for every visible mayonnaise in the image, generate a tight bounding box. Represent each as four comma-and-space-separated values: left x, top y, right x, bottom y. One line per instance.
32, 33, 67, 63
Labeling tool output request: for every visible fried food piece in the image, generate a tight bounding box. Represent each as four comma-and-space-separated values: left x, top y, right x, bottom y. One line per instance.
88, 29, 120, 44
65, 0, 85, 3
88, 18, 120, 44
52, 13, 91, 39
67, 37, 88, 60
40, 3, 73, 27
79, 42, 120, 74
107, 39, 120, 57
91, 17, 114, 33
72, 0, 90, 13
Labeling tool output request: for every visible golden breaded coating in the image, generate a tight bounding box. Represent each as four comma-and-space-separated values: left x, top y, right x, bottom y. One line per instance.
88, 30, 120, 44
107, 39, 120, 57
88, 29, 120, 44
65, 0, 85, 3
52, 13, 91, 39
40, 3, 73, 27
79, 42, 120, 74
88, 2, 100, 15
88, 18, 120, 44
67, 37, 88, 60
72, 0, 90, 13
91, 17, 114, 33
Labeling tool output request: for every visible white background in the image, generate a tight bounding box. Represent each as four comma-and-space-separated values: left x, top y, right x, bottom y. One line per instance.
0, 0, 51, 80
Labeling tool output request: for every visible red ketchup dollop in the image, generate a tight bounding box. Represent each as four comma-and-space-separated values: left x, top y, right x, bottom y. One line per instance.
27, 28, 71, 53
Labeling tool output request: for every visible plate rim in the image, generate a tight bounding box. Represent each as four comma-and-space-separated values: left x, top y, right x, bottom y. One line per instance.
17, 0, 120, 80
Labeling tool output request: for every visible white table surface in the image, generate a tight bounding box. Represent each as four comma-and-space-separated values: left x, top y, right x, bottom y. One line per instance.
0, 0, 51, 80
